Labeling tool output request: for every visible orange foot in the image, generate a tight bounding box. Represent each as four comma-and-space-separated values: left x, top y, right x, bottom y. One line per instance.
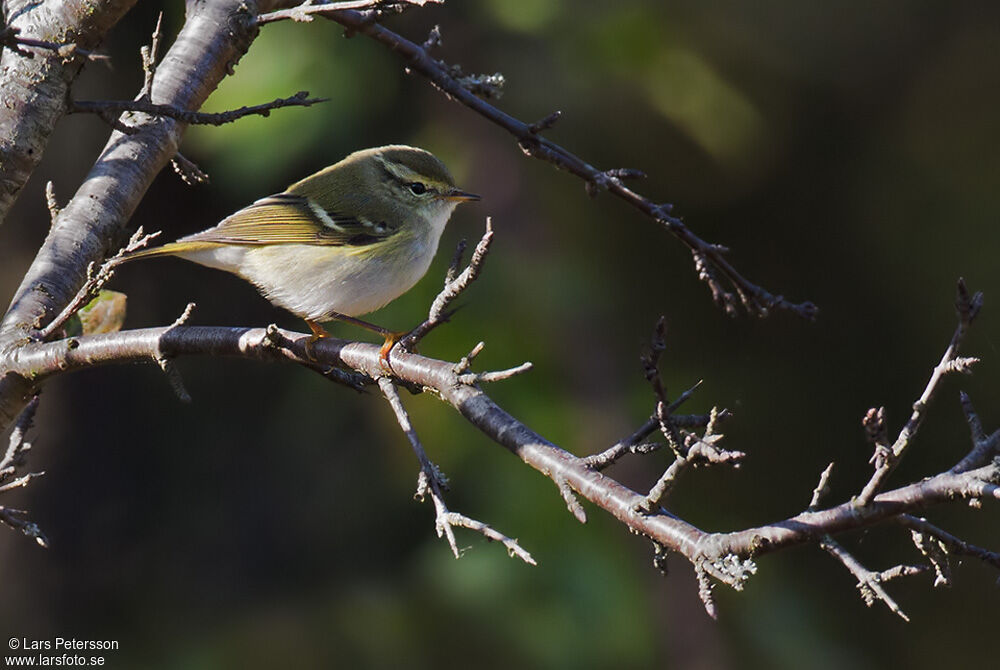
305, 320, 329, 359
378, 330, 407, 372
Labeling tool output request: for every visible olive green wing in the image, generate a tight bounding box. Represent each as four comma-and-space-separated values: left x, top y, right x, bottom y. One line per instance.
178, 193, 398, 247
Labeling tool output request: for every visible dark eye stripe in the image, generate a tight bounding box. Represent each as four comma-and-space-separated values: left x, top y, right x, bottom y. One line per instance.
375, 158, 435, 194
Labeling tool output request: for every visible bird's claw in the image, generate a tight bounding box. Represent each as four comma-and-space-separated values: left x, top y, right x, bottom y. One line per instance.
378, 330, 407, 374
304, 320, 329, 360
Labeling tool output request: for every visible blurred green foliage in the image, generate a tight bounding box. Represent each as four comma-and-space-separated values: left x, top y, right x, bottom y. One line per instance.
188, 19, 399, 194
1, 1, 999, 668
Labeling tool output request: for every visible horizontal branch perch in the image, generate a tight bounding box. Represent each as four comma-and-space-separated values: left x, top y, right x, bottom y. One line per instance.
5, 324, 996, 590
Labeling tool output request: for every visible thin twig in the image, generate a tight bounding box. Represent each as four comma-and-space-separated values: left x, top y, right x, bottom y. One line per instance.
401, 219, 493, 350
378, 377, 458, 555
452, 341, 484, 374
583, 416, 660, 470
627, 320, 742, 511
900, 514, 1000, 573
0, 471, 44, 493
38, 228, 160, 341
171, 152, 210, 185
444, 238, 467, 285
440, 512, 536, 565
950, 392, 1000, 473
529, 110, 561, 134
169, 303, 196, 328
0, 396, 47, 547
695, 563, 718, 619
138, 12, 164, 101
856, 279, 983, 505
2, 396, 38, 476
257, 0, 441, 25
44, 182, 61, 222
457, 361, 533, 385
819, 536, 923, 622
0, 508, 49, 547
643, 318, 683, 456
377, 377, 534, 564
639, 409, 742, 512
639, 457, 688, 512
421, 24, 443, 51
0, 25, 108, 62
808, 463, 835, 511
156, 357, 191, 403
554, 475, 587, 523
70, 91, 328, 128
582, 382, 713, 470
154, 303, 197, 403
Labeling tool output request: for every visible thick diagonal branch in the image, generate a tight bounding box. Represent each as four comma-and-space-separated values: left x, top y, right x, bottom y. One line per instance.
292, 9, 816, 321
0, 0, 285, 432
0, 0, 135, 224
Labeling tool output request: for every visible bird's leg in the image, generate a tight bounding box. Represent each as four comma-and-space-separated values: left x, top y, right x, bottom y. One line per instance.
377, 331, 405, 369
321, 312, 406, 370
304, 320, 329, 359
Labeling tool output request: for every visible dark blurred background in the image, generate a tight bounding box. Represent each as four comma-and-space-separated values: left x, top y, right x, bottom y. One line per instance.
1, 1, 999, 667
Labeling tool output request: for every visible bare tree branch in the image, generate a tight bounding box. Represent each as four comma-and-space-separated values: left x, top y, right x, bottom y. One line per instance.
0, 0, 136, 223
0, 0, 287, 432
808, 463, 836, 510
257, 0, 442, 26
400, 219, 494, 351
951, 391, 1000, 474
639, 409, 742, 513
0, 394, 46, 547
2, 316, 995, 597
37, 228, 160, 341
377, 376, 534, 564
0, 1, 995, 623
581, 387, 715, 472
900, 514, 1000, 575
170, 152, 211, 185
138, 12, 164, 101
286, 9, 818, 321
0, 25, 109, 62
457, 361, 533, 385
70, 90, 328, 130
856, 279, 983, 505
819, 536, 927, 622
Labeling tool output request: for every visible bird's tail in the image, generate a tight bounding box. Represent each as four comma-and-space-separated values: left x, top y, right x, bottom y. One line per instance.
111, 241, 215, 266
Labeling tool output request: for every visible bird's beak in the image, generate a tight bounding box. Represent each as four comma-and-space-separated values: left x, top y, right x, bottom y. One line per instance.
443, 188, 481, 202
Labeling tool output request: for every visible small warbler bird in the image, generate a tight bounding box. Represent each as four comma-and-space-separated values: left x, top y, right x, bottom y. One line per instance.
119, 145, 479, 358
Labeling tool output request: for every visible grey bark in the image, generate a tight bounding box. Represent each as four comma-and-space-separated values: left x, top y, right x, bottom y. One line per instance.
0, 0, 136, 223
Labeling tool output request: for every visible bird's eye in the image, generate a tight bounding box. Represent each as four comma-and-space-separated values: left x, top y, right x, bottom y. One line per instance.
408, 182, 427, 195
